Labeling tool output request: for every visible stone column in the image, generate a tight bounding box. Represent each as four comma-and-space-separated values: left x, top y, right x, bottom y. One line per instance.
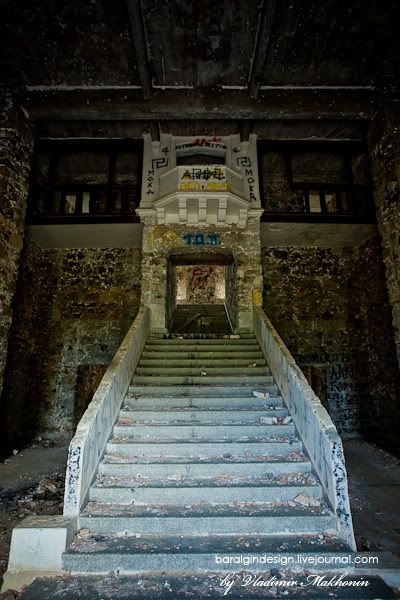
139, 214, 169, 331
235, 214, 263, 330
368, 96, 400, 367
0, 75, 33, 396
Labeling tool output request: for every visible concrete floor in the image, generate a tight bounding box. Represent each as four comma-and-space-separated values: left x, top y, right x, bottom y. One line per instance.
343, 439, 400, 558
0, 438, 399, 598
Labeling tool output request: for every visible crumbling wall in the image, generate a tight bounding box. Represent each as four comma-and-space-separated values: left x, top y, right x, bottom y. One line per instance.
368, 100, 400, 369
0, 245, 142, 453
262, 238, 400, 450
140, 218, 263, 332
0, 77, 33, 399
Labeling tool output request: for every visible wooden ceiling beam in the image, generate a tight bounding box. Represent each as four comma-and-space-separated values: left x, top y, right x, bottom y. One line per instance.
239, 120, 253, 142
126, 0, 153, 99
249, 0, 277, 100
149, 120, 161, 141
26, 88, 377, 122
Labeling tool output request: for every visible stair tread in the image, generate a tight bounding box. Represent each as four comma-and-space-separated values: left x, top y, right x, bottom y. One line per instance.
126, 391, 282, 400
66, 532, 349, 555
116, 419, 291, 426
116, 417, 291, 423
108, 436, 298, 444
119, 408, 289, 416
130, 377, 276, 386
138, 359, 266, 365
94, 474, 318, 488
82, 500, 331, 518
102, 451, 308, 464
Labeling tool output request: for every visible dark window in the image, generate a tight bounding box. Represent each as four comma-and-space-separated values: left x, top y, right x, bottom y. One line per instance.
28, 140, 143, 223
258, 141, 375, 223
177, 153, 225, 166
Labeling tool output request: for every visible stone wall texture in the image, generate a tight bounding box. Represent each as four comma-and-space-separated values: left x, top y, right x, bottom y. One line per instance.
369, 100, 400, 368
262, 238, 400, 451
0, 245, 142, 453
0, 78, 33, 399
140, 217, 263, 332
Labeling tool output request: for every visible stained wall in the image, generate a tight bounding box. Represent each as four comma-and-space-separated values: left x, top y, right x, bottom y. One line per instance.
0, 244, 142, 454
261, 237, 400, 450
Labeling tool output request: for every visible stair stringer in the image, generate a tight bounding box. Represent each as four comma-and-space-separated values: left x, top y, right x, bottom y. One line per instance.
63, 307, 151, 518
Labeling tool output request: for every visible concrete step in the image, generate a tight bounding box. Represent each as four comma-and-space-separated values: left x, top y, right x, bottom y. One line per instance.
148, 336, 258, 342
117, 408, 290, 423
146, 339, 258, 347
148, 335, 256, 342
124, 393, 283, 409
80, 502, 336, 535
140, 350, 264, 359
149, 330, 254, 340
130, 376, 276, 386
134, 366, 270, 377
112, 423, 295, 440
98, 459, 312, 478
89, 482, 321, 504
95, 471, 316, 487
138, 358, 267, 367
105, 440, 302, 458
63, 533, 352, 574
144, 345, 261, 354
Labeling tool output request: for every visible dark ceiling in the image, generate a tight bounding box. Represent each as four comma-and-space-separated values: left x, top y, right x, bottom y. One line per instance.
1, 0, 399, 134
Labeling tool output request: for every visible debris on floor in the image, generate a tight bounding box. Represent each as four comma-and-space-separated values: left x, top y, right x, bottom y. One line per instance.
253, 390, 270, 398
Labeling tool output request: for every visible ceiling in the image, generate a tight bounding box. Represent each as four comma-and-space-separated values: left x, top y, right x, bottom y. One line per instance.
1, 0, 399, 135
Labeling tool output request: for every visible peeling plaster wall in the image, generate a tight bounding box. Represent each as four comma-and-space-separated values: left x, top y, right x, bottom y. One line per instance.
0, 245, 142, 453
262, 238, 400, 450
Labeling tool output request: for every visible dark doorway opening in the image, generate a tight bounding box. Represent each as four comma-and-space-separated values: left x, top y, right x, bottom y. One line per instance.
166, 252, 237, 334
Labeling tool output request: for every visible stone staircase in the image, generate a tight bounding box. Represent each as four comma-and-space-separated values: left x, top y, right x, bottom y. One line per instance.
170, 303, 232, 334
63, 332, 352, 574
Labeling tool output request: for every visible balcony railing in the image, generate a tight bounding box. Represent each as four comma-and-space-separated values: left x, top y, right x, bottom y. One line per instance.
159, 165, 245, 200
261, 184, 375, 223
27, 185, 140, 224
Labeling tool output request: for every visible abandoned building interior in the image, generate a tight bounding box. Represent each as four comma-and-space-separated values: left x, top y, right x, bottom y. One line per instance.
1, 0, 400, 597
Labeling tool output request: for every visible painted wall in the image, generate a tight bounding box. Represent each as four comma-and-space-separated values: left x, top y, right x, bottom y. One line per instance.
0, 244, 142, 454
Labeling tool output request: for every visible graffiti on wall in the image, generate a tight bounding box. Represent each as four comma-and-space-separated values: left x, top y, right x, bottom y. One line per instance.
146, 146, 169, 196
176, 265, 225, 304
182, 232, 221, 246
326, 359, 368, 436
176, 136, 225, 153
296, 352, 368, 436
178, 167, 228, 192
237, 156, 257, 202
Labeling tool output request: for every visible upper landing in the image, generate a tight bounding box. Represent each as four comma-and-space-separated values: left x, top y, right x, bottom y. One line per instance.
137, 134, 263, 227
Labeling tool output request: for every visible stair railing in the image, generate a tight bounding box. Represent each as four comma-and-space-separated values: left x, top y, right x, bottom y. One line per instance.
252, 301, 356, 550
63, 306, 151, 517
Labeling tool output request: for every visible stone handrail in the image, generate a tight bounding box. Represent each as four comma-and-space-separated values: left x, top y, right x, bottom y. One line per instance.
63, 307, 151, 517
252, 303, 356, 550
